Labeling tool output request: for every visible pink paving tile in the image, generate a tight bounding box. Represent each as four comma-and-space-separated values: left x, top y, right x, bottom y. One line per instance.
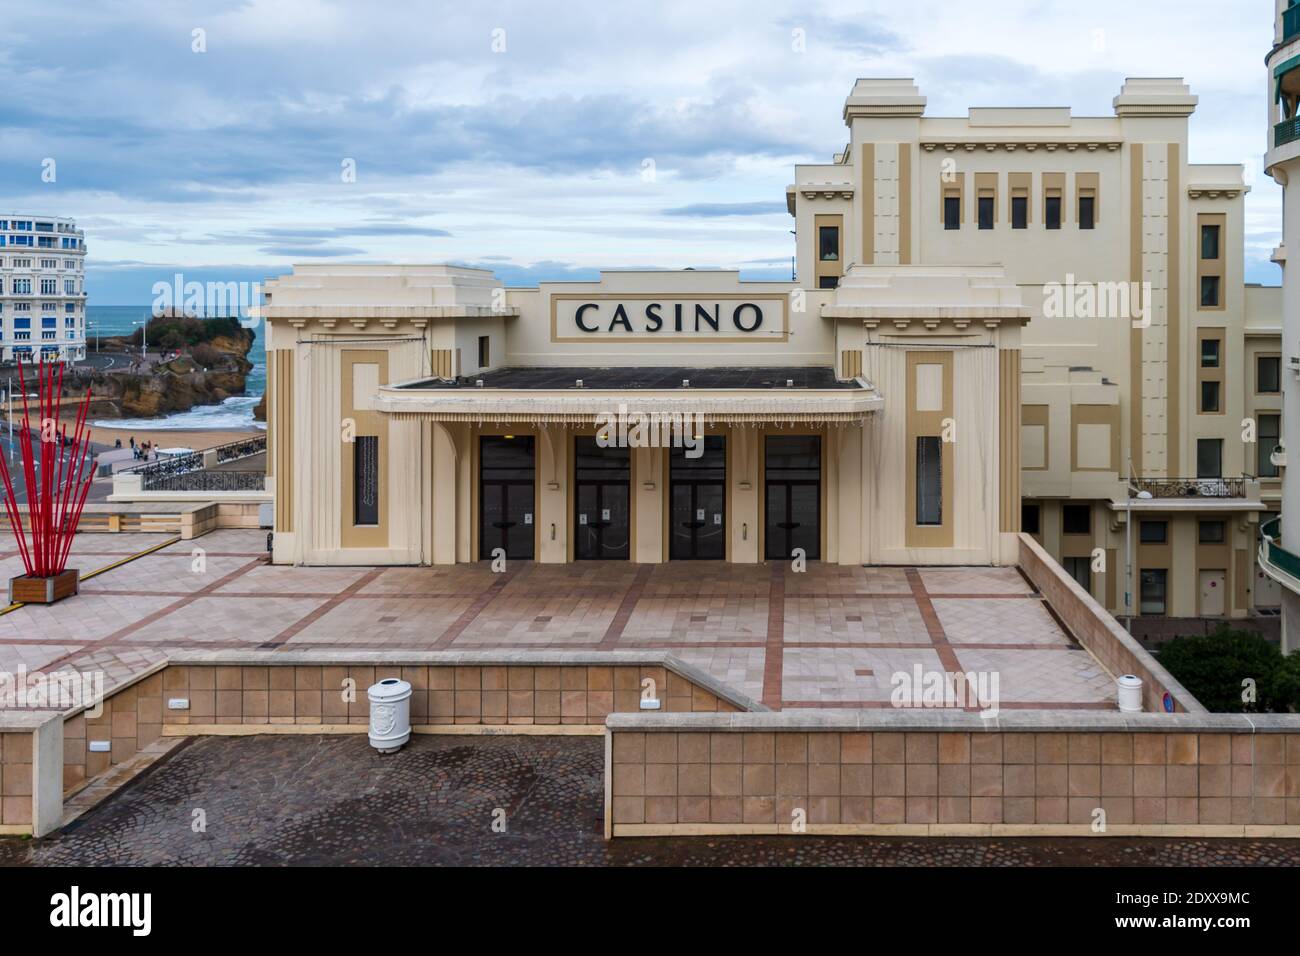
286, 596, 474, 645
123, 596, 330, 645
931, 597, 1070, 646
919, 567, 1034, 595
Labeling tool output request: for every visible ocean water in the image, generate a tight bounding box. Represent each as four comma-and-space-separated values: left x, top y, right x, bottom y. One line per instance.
86, 306, 266, 430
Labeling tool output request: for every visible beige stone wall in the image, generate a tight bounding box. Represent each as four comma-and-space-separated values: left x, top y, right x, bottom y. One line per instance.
0, 731, 32, 829
608, 726, 1300, 835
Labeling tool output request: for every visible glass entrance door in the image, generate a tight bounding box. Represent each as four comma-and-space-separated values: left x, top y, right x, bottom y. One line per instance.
670, 436, 726, 559
764, 435, 821, 561
479, 435, 535, 560
574, 436, 630, 560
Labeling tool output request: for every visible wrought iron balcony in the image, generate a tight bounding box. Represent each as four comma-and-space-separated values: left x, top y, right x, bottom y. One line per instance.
1130, 476, 1253, 499
1276, 116, 1300, 149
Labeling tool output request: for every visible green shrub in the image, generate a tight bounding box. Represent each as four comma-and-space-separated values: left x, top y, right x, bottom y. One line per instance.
129, 315, 246, 350
1156, 627, 1299, 713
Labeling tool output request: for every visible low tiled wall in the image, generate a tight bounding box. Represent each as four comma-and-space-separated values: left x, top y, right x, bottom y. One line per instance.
606, 712, 1300, 838
0, 716, 63, 836
63, 667, 166, 795
2, 650, 759, 836
0, 731, 32, 831
157, 659, 743, 729
1018, 533, 1202, 714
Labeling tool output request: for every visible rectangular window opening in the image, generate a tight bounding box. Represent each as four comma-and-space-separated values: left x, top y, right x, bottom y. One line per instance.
916, 436, 942, 526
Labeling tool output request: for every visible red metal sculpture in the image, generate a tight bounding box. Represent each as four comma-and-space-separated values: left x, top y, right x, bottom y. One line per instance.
0, 361, 95, 602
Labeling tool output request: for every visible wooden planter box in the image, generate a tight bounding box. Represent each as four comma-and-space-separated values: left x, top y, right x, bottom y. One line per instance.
9, 569, 79, 605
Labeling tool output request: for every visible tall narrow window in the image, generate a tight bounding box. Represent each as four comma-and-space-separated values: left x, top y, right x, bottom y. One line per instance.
977, 195, 994, 230
1064, 557, 1091, 591
1140, 569, 1168, 615
1200, 275, 1221, 308
1196, 438, 1223, 479
818, 225, 839, 261
1259, 414, 1281, 477
1045, 194, 1062, 229
477, 335, 490, 369
1258, 355, 1281, 393
1021, 502, 1041, 534
1200, 380, 1220, 413
1200, 339, 1220, 368
943, 195, 960, 230
1011, 195, 1028, 229
1201, 224, 1220, 260
1078, 195, 1096, 230
354, 435, 379, 526
916, 436, 942, 526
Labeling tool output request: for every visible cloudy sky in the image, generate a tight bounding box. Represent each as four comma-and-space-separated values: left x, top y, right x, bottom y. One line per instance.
0, 0, 1282, 302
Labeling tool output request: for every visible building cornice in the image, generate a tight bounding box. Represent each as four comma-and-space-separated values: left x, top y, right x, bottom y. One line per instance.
920, 140, 1121, 153
255, 305, 517, 331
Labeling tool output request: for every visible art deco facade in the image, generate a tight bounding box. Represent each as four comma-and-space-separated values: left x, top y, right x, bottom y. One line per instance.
790, 78, 1281, 636
258, 78, 1283, 640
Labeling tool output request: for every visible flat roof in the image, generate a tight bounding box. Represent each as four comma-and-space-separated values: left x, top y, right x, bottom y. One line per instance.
400, 366, 863, 391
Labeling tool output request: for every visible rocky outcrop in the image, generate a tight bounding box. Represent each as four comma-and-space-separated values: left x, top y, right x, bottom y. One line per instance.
70, 325, 257, 419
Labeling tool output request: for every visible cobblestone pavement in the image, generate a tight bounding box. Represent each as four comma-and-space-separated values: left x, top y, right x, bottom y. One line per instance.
1, 735, 1296, 867
0, 529, 1116, 711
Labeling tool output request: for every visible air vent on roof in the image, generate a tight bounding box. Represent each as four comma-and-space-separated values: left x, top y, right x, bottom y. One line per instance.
475, 379, 484, 387
682, 379, 690, 388
786, 379, 794, 388
575, 379, 584, 388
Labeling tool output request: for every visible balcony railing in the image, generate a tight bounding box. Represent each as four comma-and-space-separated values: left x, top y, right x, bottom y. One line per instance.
1276, 116, 1300, 149
143, 471, 266, 493
215, 434, 266, 464
1130, 476, 1253, 499
1286, 4, 1300, 44
121, 434, 266, 490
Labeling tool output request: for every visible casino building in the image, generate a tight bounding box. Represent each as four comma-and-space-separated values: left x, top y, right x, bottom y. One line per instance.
260, 262, 1024, 567
259, 76, 1282, 628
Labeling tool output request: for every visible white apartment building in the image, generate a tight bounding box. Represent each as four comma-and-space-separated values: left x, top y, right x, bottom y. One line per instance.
1261, 0, 1300, 653
0, 216, 87, 363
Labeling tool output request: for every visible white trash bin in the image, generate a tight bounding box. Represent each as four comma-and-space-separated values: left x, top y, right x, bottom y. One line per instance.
1116, 674, 1144, 714
368, 678, 412, 753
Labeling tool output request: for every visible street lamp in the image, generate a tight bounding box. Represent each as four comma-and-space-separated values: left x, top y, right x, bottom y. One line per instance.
130, 315, 149, 362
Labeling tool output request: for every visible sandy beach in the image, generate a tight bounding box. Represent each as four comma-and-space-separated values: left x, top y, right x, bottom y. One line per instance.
0, 408, 264, 453
81, 423, 264, 452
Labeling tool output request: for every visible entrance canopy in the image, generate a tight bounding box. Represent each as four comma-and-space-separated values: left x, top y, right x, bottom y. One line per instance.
374, 366, 882, 425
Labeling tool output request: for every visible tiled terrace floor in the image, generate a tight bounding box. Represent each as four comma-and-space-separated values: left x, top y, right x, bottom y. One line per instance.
0, 529, 1117, 711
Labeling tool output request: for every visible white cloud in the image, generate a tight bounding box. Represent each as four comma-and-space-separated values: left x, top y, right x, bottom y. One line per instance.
0, 0, 1281, 293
